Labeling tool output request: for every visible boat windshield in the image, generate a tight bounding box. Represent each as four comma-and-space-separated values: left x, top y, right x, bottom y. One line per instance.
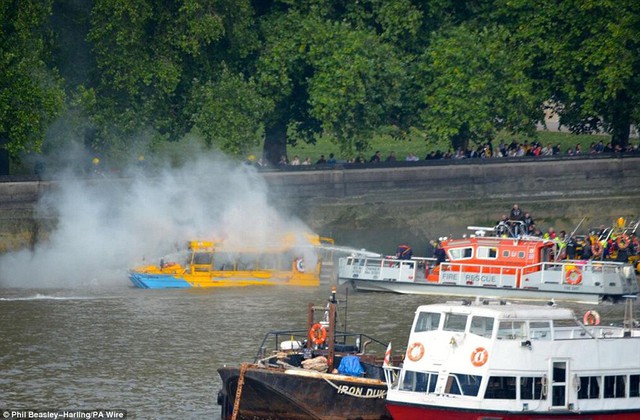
399, 371, 438, 393
414, 312, 441, 332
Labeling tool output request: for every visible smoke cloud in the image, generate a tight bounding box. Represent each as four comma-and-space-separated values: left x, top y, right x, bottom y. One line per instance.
0, 152, 316, 288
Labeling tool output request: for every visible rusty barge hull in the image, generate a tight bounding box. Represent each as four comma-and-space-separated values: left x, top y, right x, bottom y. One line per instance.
217, 365, 391, 420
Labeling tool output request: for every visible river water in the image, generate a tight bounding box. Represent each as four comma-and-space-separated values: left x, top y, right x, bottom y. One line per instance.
0, 282, 632, 419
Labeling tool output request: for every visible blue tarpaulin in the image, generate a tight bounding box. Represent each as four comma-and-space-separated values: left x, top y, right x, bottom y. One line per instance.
338, 355, 364, 377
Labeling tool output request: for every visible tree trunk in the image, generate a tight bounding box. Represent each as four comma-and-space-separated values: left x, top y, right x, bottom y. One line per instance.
610, 91, 630, 150
263, 120, 288, 165
0, 135, 9, 176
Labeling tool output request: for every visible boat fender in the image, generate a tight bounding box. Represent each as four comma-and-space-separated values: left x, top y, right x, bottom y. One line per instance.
309, 323, 327, 345
295, 258, 305, 273
471, 347, 489, 367
583, 310, 601, 326
565, 266, 582, 285
406, 342, 425, 362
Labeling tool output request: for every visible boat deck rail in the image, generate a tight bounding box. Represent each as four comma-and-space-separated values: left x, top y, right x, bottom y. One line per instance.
439, 259, 627, 286
254, 329, 389, 363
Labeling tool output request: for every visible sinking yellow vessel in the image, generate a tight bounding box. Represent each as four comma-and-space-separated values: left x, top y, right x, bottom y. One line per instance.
129, 233, 334, 289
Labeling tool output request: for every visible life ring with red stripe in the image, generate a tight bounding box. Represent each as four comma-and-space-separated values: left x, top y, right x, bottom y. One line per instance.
565, 267, 582, 285
309, 323, 327, 345
591, 241, 603, 257
617, 234, 630, 250
407, 342, 425, 362
471, 347, 489, 367
583, 310, 600, 326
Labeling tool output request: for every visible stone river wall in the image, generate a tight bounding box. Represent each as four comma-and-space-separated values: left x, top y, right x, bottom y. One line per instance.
1, 154, 639, 252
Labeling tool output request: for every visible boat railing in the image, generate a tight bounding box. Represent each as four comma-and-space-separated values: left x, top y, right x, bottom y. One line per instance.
253, 329, 390, 363
341, 255, 437, 280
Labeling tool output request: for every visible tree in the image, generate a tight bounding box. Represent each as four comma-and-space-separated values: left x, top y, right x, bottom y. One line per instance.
417, 24, 540, 152
497, 0, 640, 148
82, 0, 260, 159
0, 1, 65, 174
189, 67, 273, 155
256, 6, 412, 163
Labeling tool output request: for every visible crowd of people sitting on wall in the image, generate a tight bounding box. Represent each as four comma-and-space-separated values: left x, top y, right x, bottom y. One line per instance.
495, 205, 639, 264
249, 138, 639, 167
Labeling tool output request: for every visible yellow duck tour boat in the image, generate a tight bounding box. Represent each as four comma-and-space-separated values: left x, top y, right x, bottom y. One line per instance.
129, 233, 334, 289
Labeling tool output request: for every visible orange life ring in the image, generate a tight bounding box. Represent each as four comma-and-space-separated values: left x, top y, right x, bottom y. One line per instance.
617, 234, 630, 250
565, 267, 582, 285
583, 310, 601, 326
406, 342, 425, 362
308, 323, 327, 345
591, 241, 603, 257
471, 347, 489, 367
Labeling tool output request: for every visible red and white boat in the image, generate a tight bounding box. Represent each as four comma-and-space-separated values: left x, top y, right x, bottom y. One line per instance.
384, 298, 640, 419
338, 222, 638, 303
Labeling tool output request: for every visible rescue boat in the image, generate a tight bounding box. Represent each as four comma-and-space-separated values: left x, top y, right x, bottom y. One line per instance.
129, 233, 334, 289
384, 297, 640, 419
217, 288, 396, 420
338, 222, 638, 303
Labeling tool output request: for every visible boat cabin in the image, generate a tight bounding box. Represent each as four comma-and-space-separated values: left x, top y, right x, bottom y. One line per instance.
385, 300, 640, 418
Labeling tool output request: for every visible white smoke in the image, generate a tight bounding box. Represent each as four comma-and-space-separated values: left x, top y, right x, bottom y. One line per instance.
0, 152, 316, 288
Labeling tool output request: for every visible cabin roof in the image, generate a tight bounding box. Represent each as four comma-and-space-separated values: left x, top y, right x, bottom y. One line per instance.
415, 302, 576, 321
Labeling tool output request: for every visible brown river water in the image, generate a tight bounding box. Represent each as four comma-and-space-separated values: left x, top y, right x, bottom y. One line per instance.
0, 283, 632, 419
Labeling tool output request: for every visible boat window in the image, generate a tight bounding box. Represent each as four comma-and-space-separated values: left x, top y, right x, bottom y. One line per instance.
448, 247, 473, 260
193, 252, 213, 265
496, 321, 526, 340
529, 321, 551, 340
603, 375, 626, 398
414, 312, 441, 332
469, 316, 494, 338
630, 375, 640, 397
213, 252, 236, 270
236, 253, 258, 270
366, 258, 381, 266
502, 250, 509, 258
399, 371, 437, 393
477, 247, 498, 259
520, 377, 545, 400
485, 376, 517, 399
256, 254, 274, 270
578, 376, 601, 399
446, 373, 482, 396
518, 251, 525, 259
443, 313, 468, 332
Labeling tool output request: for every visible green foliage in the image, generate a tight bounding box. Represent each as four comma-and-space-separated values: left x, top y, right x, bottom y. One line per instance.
189, 68, 273, 155
419, 24, 540, 150
0, 0, 65, 158
2, 0, 639, 174
496, 0, 640, 147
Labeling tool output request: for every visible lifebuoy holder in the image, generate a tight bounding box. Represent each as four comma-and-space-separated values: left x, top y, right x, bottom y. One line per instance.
471, 347, 489, 367
407, 342, 425, 362
309, 323, 327, 345
565, 266, 582, 285
583, 310, 601, 326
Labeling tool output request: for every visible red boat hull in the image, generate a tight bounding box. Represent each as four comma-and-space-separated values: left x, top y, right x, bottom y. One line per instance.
387, 403, 640, 419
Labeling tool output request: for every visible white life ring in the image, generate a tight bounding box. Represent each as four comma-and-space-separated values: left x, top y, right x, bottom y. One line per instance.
295, 258, 305, 272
